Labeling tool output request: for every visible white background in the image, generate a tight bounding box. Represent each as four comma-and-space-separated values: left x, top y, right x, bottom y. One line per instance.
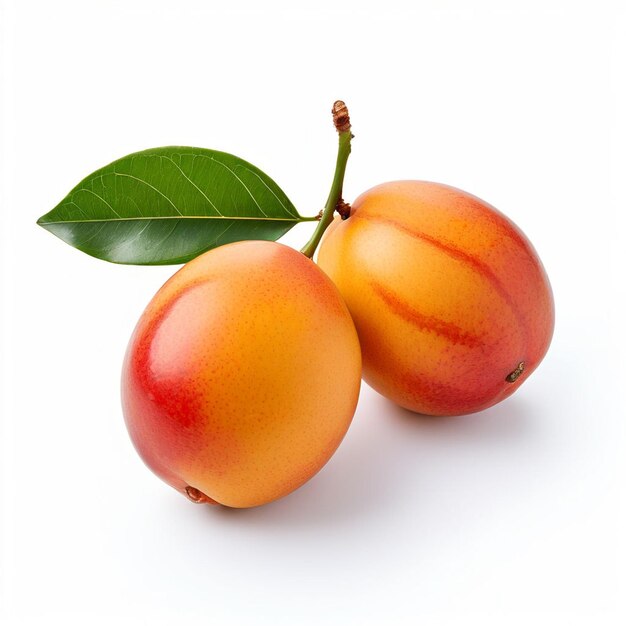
1, 1, 625, 624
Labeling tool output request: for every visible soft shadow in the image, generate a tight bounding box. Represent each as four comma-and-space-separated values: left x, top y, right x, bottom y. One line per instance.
190, 388, 539, 530
385, 393, 535, 443
199, 419, 398, 530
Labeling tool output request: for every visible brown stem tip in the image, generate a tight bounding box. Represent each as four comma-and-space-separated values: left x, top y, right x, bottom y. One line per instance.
332, 100, 351, 133
505, 361, 525, 383
184, 485, 217, 504
336, 198, 352, 220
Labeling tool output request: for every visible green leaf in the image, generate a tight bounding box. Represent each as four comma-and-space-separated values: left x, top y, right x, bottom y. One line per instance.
37, 147, 312, 265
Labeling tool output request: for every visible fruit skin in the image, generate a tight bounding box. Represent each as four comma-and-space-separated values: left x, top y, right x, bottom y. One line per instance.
122, 241, 361, 508
317, 181, 554, 416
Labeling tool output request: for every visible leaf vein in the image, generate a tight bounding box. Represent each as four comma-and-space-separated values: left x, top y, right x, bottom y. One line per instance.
204, 156, 269, 218
235, 165, 297, 218
161, 155, 223, 216
73, 188, 122, 218
112, 172, 183, 216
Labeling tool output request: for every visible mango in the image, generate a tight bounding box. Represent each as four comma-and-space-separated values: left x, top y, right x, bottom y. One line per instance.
318, 181, 554, 416
122, 241, 361, 507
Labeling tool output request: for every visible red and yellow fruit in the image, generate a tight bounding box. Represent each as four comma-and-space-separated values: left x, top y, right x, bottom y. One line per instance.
318, 181, 554, 416
122, 240, 361, 508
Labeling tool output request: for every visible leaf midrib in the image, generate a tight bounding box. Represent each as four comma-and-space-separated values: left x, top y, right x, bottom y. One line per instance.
38, 214, 314, 225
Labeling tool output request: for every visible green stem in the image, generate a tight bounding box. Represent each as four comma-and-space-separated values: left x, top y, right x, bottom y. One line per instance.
301, 113, 353, 258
